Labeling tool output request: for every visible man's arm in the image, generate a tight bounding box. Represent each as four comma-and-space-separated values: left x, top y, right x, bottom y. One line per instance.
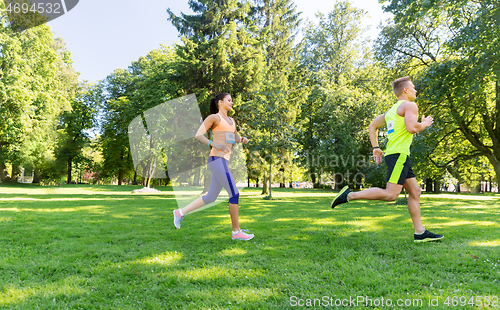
369, 114, 386, 164
369, 114, 386, 147
401, 101, 433, 134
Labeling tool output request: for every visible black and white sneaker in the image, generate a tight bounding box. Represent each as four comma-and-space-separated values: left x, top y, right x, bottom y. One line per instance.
331, 186, 351, 209
414, 230, 444, 243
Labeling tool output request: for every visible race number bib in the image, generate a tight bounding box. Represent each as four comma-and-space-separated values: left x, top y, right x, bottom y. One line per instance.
225, 133, 236, 144
387, 120, 395, 134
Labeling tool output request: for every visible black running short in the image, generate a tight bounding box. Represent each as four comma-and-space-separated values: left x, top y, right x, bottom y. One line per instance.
385, 153, 415, 185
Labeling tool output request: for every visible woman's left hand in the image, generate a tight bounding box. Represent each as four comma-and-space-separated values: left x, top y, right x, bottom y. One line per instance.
241, 137, 249, 144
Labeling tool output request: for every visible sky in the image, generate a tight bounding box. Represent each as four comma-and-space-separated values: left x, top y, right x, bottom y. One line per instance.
47, 0, 392, 84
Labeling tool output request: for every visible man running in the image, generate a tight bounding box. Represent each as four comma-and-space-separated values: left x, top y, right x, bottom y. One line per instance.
331, 76, 444, 243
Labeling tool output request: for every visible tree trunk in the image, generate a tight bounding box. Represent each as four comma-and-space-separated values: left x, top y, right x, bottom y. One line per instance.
140, 162, 147, 186
0, 161, 7, 181
279, 166, 285, 188
32, 169, 40, 183
67, 157, 72, 184
268, 156, 272, 198
133, 170, 137, 185
118, 169, 123, 186
11, 165, 18, 183
311, 172, 316, 185
256, 177, 259, 188
146, 156, 156, 188
433, 179, 440, 193
0, 143, 8, 181
494, 162, 500, 194
425, 178, 433, 192
261, 172, 268, 195
192, 167, 200, 186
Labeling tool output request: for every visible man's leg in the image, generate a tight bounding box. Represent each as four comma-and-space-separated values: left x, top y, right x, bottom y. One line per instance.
403, 177, 425, 234
348, 182, 403, 202
404, 177, 444, 242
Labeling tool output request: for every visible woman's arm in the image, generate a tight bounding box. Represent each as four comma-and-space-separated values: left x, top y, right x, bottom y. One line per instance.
195, 114, 229, 152
195, 115, 217, 145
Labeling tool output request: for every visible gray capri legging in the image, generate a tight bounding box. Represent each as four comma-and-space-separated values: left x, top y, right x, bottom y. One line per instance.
202, 156, 239, 204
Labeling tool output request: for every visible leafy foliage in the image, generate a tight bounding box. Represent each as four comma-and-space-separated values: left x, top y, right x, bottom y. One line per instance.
0, 3, 78, 182
377, 0, 500, 189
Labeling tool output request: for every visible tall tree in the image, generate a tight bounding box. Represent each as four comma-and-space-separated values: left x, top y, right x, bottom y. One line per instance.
99, 47, 179, 185
99, 70, 136, 185
1, 3, 78, 182
167, 0, 265, 192
167, 0, 264, 113
54, 84, 100, 184
241, 0, 303, 196
298, 1, 389, 189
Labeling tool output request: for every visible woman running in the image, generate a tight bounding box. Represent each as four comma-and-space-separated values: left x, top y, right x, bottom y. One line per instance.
173, 93, 254, 240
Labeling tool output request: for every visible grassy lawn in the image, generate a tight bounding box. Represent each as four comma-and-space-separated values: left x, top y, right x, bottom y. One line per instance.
0, 184, 499, 309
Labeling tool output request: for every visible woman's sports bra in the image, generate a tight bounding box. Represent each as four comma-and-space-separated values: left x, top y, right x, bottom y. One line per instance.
210, 113, 236, 160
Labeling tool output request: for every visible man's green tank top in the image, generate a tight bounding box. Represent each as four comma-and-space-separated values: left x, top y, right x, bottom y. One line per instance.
384, 100, 414, 156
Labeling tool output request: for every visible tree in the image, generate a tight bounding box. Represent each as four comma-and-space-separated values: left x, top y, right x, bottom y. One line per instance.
376, 0, 500, 189
167, 0, 265, 111
298, 1, 389, 189
99, 47, 179, 186
167, 0, 266, 192
243, 76, 299, 196
1, 3, 78, 182
237, 0, 304, 196
54, 84, 100, 184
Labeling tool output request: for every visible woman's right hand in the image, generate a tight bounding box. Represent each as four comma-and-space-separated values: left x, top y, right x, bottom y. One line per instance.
212, 142, 228, 153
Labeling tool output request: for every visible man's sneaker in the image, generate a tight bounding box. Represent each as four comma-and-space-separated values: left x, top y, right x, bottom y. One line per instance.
173, 209, 184, 229
414, 230, 444, 243
331, 186, 352, 208
232, 229, 254, 240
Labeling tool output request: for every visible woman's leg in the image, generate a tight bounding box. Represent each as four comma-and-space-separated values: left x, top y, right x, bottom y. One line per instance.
173, 159, 222, 229
180, 197, 206, 215
228, 203, 239, 232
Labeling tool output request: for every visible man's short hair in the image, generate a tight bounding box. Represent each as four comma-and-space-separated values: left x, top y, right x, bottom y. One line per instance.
392, 76, 412, 97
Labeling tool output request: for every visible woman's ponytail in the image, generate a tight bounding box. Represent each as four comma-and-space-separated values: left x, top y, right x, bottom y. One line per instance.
210, 97, 218, 115
209, 93, 230, 115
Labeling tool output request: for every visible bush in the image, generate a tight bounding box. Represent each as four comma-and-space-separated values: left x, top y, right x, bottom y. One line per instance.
314, 183, 333, 189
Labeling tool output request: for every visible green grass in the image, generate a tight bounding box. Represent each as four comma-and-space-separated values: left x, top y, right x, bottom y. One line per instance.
0, 184, 499, 309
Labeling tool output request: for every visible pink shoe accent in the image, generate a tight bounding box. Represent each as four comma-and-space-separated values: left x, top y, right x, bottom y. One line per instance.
173, 209, 184, 229
232, 229, 254, 240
